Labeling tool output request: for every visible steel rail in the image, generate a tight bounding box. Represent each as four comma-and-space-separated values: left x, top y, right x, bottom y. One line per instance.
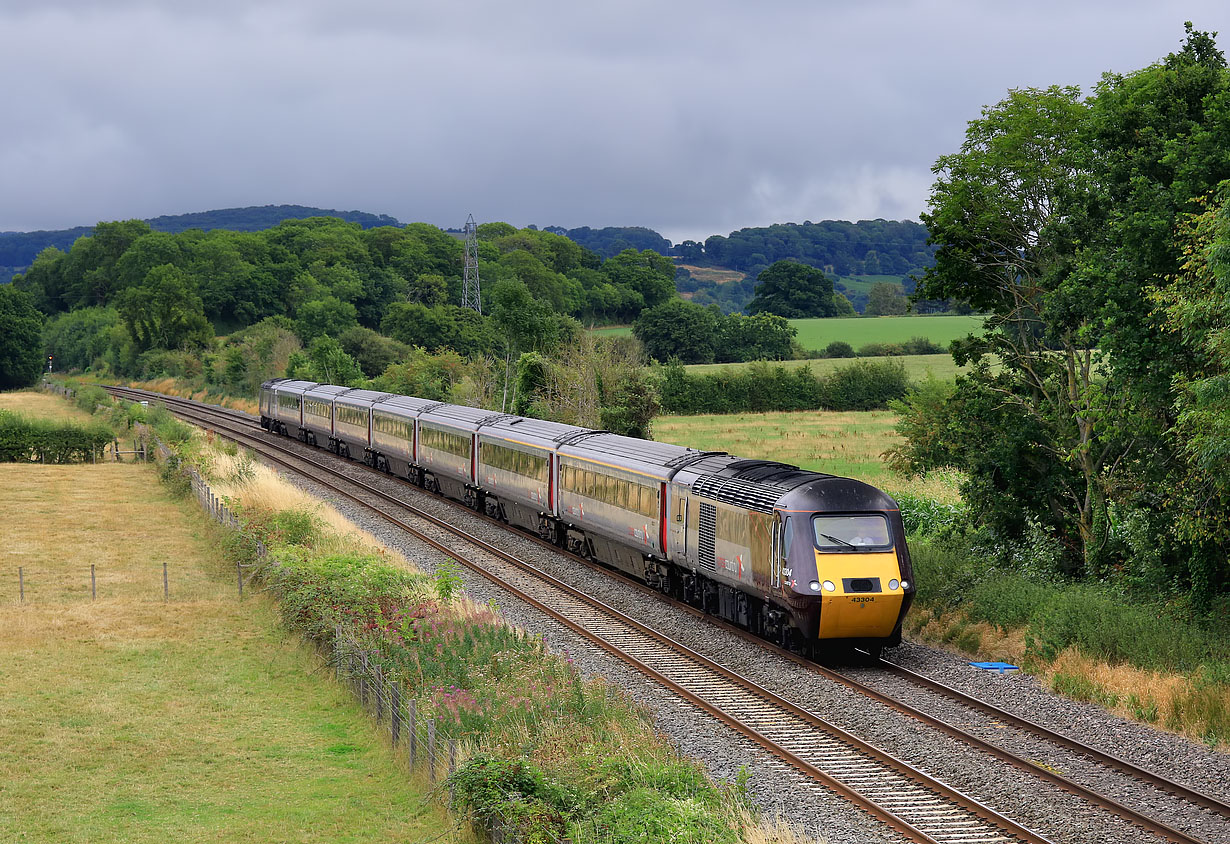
109, 387, 1227, 842
109, 385, 1052, 844
116, 389, 1230, 827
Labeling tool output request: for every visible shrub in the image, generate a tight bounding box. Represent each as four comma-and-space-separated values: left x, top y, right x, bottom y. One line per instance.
820, 359, 910, 411
857, 341, 905, 357
0, 410, 113, 463
901, 336, 944, 355
823, 340, 855, 358
891, 491, 967, 537
657, 359, 908, 414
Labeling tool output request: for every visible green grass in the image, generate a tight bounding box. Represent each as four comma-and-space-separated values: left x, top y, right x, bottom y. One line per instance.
0, 457, 459, 843
652, 409, 963, 503
790, 314, 983, 351
682, 353, 967, 381
588, 314, 983, 355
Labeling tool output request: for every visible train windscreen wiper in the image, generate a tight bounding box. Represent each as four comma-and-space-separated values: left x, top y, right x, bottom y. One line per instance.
818, 533, 854, 548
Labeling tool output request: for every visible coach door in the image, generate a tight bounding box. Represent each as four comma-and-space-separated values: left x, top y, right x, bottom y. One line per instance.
771, 513, 789, 589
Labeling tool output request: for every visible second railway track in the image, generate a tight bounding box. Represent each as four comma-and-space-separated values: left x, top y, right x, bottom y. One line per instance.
108, 386, 1230, 844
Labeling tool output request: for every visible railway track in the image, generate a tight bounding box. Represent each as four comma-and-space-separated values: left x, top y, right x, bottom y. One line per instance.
106, 386, 1229, 843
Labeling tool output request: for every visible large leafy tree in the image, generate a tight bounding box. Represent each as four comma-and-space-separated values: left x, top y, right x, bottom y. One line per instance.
745, 260, 838, 318
114, 264, 214, 352
0, 286, 45, 388
632, 299, 721, 364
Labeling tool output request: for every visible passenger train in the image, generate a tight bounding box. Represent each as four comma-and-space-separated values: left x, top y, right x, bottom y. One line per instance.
260, 379, 915, 656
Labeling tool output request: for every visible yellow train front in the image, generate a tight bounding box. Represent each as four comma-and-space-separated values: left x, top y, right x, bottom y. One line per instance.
665, 458, 915, 658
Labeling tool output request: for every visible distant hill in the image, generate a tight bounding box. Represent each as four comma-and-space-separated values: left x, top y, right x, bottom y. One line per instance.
543, 225, 673, 259
0, 204, 402, 275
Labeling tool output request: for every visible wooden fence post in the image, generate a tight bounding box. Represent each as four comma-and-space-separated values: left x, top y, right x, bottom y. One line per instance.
427, 720, 436, 783
236, 560, 243, 598
448, 738, 457, 778
163, 562, 169, 601
334, 625, 343, 682
360, 652, 368, 708
409, 699, 417, 768
390, 681, 401, 747
374, 662, 384, 721
91, 565, 96, 600
18, 567, 24, 603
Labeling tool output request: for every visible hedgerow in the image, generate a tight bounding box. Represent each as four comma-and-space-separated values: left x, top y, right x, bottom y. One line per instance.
0, 410, 113, 463
657, 359, 909, 414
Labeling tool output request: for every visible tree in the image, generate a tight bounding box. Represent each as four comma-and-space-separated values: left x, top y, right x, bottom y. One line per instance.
632, 299, 720, 364
0, 286, 45, 388
42, 307, 122, 372
865, 283, 908, 315
602, 249, 676, 309
114, 264, 214, 353
714, 312, 796, 362
916, 84, 1121, 571
745, 261, 838, 318
294, 296, 359, 342
286, 335, 365, 387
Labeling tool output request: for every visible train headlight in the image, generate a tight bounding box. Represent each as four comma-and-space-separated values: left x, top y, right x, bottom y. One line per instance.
901, 580, 910, 591
889, 579, 899, 591
808, 580, 821, 592
822, 580, 836, 592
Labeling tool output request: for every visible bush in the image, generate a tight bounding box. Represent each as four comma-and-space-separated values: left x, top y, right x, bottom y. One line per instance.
0, 410, 113, 463
892, 491, 967, 537
823, 340, 855, 358
821, 360, 910, 410
857, 341, 906, 357
902, 336, 944, 355
657, 359, 908, 414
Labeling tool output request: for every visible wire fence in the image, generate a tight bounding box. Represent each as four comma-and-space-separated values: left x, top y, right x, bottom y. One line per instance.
35, 388, 567, 841
162, 426, 557, 841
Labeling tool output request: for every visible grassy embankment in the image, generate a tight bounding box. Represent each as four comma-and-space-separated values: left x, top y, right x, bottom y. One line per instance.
0, 391, 462, 844
658, 408, 1230, 748
125, 394, 811, 843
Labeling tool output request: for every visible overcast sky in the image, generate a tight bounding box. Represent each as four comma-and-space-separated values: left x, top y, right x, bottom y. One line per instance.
2, 1, 1227, 243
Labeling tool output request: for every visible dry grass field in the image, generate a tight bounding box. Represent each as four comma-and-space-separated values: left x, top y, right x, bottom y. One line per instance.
0, 389, 98, 423
0, 398, 463, 843
653, 409, 962, 502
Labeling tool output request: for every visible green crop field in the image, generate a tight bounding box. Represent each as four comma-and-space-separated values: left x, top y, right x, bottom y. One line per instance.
682, 352, 966, 381
588, 314, 982, 350
790, 314, 982, 351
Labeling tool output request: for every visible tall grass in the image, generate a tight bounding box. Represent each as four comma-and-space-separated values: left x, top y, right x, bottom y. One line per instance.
906, 538, 1230, 746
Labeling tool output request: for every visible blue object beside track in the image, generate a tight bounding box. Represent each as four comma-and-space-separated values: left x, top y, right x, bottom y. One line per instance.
969, 661, 1020, 674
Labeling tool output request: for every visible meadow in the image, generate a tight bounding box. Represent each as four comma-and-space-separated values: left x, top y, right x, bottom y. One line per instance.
682, 353, 966, 381
0, 391, 462, 844
652, 409, 962, 503
789, 314, 982, 351
589, 314, 983, 354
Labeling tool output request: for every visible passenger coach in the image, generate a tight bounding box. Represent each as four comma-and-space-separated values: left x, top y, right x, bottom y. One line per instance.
259, 378, 914, 656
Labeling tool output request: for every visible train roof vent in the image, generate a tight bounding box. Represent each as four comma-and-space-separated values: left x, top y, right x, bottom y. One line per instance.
662, 450, 726, 470
725, 459, 832, 484
691, 474, 780, 513
554, 430, 609, 446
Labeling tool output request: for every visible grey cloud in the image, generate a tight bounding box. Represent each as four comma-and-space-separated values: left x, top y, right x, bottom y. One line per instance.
1, 1, 1227, 242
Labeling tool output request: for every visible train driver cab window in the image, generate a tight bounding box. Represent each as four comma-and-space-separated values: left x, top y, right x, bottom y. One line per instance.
812, 515, 892, 551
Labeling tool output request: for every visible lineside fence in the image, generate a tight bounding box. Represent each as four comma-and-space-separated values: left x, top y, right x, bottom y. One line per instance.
145, 416, 559, 842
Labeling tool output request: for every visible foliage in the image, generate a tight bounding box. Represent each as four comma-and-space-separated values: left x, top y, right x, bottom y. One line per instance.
658, 359, 908, 414
0, 409, 112, 463
865, 281, 908, 315
633, 299, 720, 364
42, 306, 122, 372
700, 219, 934, 277
745, 260, 840, 318
904, 26, 1230, 599
823, 340, 855, 358
0, 285, 46, 389
285, 335, 365, 387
